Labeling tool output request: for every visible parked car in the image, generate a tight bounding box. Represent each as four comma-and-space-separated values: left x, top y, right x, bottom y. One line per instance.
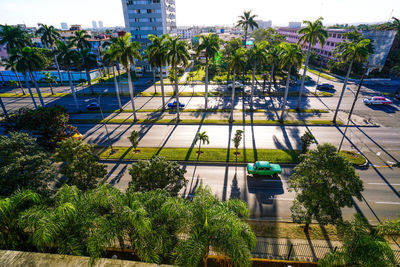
227, 82, 244, 89
363, 96, 393, 105
86, 102, 100, 110
247, 161, 282, 177
167, 101, 185, 108
317, 83, 334, 90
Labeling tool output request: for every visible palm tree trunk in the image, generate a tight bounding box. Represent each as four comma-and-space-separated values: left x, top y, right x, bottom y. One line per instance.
205, 57, 209, 110
14, 71, 25, 95
152, 68, 157, 94
112, 65, 122, 111
86, 69, 94, 95
0, 96, 9, 119
160, 66, 166, 110
67, 70, 79, 110
49, 82, 54, 95
174, 64, 180, 121
54, 53, 63, 86
297, 44, 312, 110
230, 70, 236, 123
29, 70, 45, 107
127, 67, 138, 121
23, 73, 37, 109
333, 60, 353, 123
251, 66, 256, 110
269, 64, 274, 93
0, 72, 5, 84
280, 65, 292, 123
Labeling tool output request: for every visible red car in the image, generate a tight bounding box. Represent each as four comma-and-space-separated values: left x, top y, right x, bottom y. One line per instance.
363, 96, 393, 105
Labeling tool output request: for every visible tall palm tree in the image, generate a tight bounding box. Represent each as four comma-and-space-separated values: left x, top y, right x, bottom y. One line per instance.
297, 17, 328, 110
0, 96, 7, 119
332, 39, 371, 123
56, 40, 81, 110
236, 11, 259, 48
265, 45, 281, 93
40, 71, 57, 95
103, 48, 123, 111
247, 41, 268, 110
36, 24, 63, 85
196, 33, 220, 110
227, 48, 247, 122
195, 131, 210, 154
80, 48, 98, 94
166, 35, 190, 121
111, 33, 142, 121
279, 43, 304, 123
0, 25, 31, 52
1, 57, 25, 94
10, 47, 46, 107
70, 30, 91, 52
147, 34, 169, 109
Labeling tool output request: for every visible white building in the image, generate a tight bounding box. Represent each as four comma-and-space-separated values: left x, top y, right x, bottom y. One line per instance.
60, 22, 68, 30
98, 21, 104, 29
288, 22, 302, 29
176, 27, 200, 39
92, 21, 98, 29
256, 20, 272, 29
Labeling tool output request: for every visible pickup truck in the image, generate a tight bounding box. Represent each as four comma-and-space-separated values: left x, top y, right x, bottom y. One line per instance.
247, 161, 282, 177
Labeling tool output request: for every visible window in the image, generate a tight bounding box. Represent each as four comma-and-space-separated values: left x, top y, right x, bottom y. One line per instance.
147, 9, 153, 13
127, 0, 133, 5
337, 34, 341, 38
135, 18, 139, 22
153, 0, 160, 2
152, 26, 157, 31
333, 34, 336, 38
136, 26, 140, 31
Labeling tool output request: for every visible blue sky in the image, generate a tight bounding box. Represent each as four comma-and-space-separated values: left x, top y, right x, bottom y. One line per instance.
1, 0, 399, 28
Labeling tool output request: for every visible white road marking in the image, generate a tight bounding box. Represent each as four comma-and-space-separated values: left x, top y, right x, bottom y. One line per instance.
375, 202, 400, 205
262, 179, 284, 182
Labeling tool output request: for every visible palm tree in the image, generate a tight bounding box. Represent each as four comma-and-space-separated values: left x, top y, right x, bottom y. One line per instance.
147, 34, 169, 109
70, 30, 91, 52
265, 45, 281, 93
297, 17, 328, 110
56, 40, 81, 110
236, 11, 259, 48
36, 24, 63, 85
103, 48, 123, 111
10, 47, 46, 107
111, 33, 142, 121
166, 35, 190, 121
173, 186, 257, 267
195, 131, 210, 154
0, 25, 31, 52
1, 57, 25, 94
40, 71, 57, 95
247, 41, 268, 110
332, 38, 371, 123
80, 48, 98, 94
227, 48, 247, 122
279, 43, 304, 123
0, 96, 7, 119
196, 33, 220, 110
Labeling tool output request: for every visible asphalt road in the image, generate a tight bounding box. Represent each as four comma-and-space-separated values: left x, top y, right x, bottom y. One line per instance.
103, 162, 400, 224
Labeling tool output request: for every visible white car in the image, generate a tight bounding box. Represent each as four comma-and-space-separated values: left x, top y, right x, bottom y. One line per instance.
227, 82, 244, 90
363, 96, 393, 105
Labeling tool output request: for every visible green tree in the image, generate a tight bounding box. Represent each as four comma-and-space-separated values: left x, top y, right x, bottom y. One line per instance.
247, 41, 268, 110
56, 40, 81, 110
4, 106, 76, 150
378, 217, 400, 236
288, 143, 364, 231
70, 30, 91, 52
195, 131, 210, 154
227, 48, 247, 122
36, 24, 63, 85
236, 10, 259, 48
265, 45, 281, 92
147, 34, 169, 109
232, 129, 244, 160
0, 190, 41, 250
40, 71, 58, 94
128, 130, 140, 151
319, 214, 396, 267
278, 43, 303, 123
253, 28, 285, 45
0, 132, 57, 196
333, 38, 371, 123
128, 156, 187, 196
104, 45, 123, 111
0, 24, 31, 52
80, 48, 98, 94
111, 33, 142, 121
55, 139, 107, 191
300, 130, 316, 154
196, 33, 220, 110
1, 57, 25, 94
173, 185, 257, 267
297, 17, 328, 110
166, 35, 190, 121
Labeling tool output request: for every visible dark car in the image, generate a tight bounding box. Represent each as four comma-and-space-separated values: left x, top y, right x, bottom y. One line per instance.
317, 83, 334, 90
167, 101, 185, 108
86, 102, 100, 110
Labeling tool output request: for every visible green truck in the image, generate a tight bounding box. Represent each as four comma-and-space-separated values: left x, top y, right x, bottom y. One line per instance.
247, 161, 282, 177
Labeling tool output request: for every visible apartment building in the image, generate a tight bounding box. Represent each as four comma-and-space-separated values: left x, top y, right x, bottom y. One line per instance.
121, 0, 176, 44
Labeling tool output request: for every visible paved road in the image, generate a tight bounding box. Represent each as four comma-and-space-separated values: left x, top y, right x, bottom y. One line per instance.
103, 162, 400, 224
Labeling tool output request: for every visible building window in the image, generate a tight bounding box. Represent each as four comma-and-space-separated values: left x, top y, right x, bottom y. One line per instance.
337, 34, 341, 38
147, 9, 153, 13
153, 0, 160, 2
152, 26, 157, 31
333, 34, 336, 38
136, 26, 140, 31
135, 18, 139, 22
127, 0, 133, 5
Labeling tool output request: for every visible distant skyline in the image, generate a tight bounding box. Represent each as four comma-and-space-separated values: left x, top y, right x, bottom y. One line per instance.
0, 0, 399, 28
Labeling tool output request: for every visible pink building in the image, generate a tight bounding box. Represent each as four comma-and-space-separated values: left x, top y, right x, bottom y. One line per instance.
0, 44, 8, 60
277, 27, 351, 62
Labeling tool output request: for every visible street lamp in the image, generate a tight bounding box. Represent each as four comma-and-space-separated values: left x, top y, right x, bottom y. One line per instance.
85, 89, 115, 155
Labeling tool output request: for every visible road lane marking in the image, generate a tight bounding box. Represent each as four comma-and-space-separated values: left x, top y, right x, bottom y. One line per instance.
375, 202, 400, 205
262, 179, 284, 182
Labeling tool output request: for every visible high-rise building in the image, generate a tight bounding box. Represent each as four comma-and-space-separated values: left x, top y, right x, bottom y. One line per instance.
92, 21, 98, 29
98, 21, 104, 29
288, 22, 302, 29
61, 22, 68, 30
121, 0, 177, 45
256, 20, 272, 29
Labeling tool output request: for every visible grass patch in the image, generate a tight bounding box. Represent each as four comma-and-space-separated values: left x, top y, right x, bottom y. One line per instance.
98, 146, 299, 163
306, 68, 336, 81
339, 151, 366, 166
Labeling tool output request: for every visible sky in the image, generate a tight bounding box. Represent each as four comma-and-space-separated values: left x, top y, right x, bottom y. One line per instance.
0, 0, 399, 28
